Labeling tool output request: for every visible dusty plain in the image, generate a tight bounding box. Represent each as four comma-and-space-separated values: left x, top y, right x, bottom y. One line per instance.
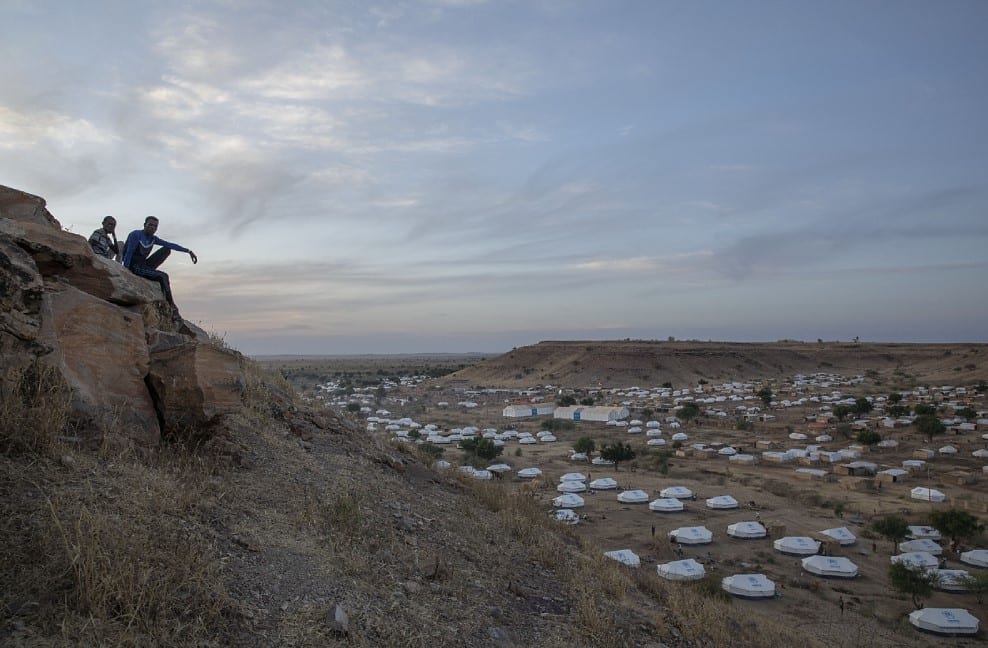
260, 341, 988, 646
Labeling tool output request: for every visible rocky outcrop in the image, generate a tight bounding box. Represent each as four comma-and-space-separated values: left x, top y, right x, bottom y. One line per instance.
0, 184, 247, 450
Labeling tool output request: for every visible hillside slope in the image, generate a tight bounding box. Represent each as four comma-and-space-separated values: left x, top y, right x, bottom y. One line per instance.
441, 340, 988, 389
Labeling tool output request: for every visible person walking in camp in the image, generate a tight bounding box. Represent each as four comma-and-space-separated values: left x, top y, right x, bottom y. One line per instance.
122, 216, 197, 317
88, 216, 121, 261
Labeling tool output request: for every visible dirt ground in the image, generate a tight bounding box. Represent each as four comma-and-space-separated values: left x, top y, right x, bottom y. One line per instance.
376, 391, 988, 647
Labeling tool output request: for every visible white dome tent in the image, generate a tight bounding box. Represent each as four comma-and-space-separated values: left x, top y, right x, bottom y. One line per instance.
721, 574, 776, 599
649, 498, 685, 513
552, 493, 585, 508
557, 481, 587, 493
657, 558, 706, 581
604, 549, 641, 568
899, 539, 942, 556
706, 495, 740, 510
909, 608, 979, 636
660, 486, 693, 499
560, 472, 587, 482
802, 556, 859, 578
553, 509, 580, 525
936, 569, 972, 592
892, 552, 939, 569
617, 489, 649, 504
907, 525, 941, 540
727, 521, 767, 539
589, 478, 618, 490
820, 527, 857, 546
960, 549, 988, 568
774, 536, 821, 556
669, 526, 713, 545
517, 467, 542, 479
911, 487, 946, 503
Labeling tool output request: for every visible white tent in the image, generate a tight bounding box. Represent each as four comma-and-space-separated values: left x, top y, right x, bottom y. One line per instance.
936, 569, 971, 592
960, 549, 988, 568
657, 558, 706, 581
909, 608, 979, 636
561, 472, 587, 482
892, 552, 939, 569
556, 481, 586, 493
432, 460, 452, 470
774, 536, 821, 556
706, 495, 740, 510
669, 526, 713, 545
911, 487, 946, 503
727, 521, 767, 539
604, 549, 640, 568
721, 574, 775, 599
820, 527, 857, 546
802, 555, 858, 578
591, 457, 615, 466
899, 539, 943, 556
671, 432, 689, 441
553, 509, 580, 525
517, 467, 542, 479
660, 486, 693, 499
552, 493, 585, 508
647, 438, 667, 446
649, 498, 685, 513
718, 447, 738, 456
569, 452, 588, 461
617, 489, 649, 504
907, 525, 941, 540
487, 463, 512, 473
589, 478, 618, 490
472, 470, 493, 480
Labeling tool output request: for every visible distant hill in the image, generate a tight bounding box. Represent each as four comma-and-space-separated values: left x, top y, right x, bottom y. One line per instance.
440, 340, 988, 389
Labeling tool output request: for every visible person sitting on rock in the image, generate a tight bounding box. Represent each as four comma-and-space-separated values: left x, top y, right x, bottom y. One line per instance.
122, 216, 197, 316
88, 215, 121, 261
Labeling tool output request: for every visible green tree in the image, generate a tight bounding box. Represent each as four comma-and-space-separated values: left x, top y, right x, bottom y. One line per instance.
557, 395, 577, 407
955, 407, 977, 421
887, 392, 903, 405
852, 397, 873, 415
460, 437, 503, 462
887, 404, 910, 418
958, 572, 988, 604
676, 402, 701, 425
856, 429, 882, 446
832, 404, 852, 422
757, 387, 773, 408
913, 403, 936, 416
417, 442, 444, 459
888, 562, 939, 609
579, 397, 595, 406
914, 414, 946, 442
929, 509, 985, 545
346, 402, 361, 413
735, 418, 754, 431
640, 408, 653, 420
573, 436, 596, 455
872, 515, 909, 551
600, 442, 636, 470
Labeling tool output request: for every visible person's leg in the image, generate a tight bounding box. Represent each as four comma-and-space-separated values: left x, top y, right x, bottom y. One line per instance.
145, 247, 171, 270
133, 266, 174, 304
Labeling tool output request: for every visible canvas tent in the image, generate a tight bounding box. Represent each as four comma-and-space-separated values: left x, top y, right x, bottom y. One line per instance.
560, 472, 587, 482
604, 549, 641, 568
727, 521, 767, 539
589, 478, 618, 490
909, 608, 979, 636
669, 526, 713, 545
706, 495, 740, 510
553, 509, 579, 525
819, 527, 857, 546
661, 486, 693, 499
892, 552, 939, 569
802, 556, 859, 578
774, 536, 821, 556
517, 467, 542, 479
911, 487, 946, 503
657, 558, 706, 581
721, 574, 775, 599
899, 539, 943, 555
936, 569, 972, 592
552, 493, 585, 508
617, 489, 649, 504
960, 550, 988, 568
907, 525, 941, 540
556, 481, 586, 493
649, 498, 685, 513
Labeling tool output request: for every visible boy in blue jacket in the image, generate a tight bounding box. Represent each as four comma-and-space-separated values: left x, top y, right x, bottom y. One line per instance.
122, 216, 197, 316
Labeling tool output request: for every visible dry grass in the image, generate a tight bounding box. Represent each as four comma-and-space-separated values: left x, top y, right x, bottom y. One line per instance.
0, 360, 72, 456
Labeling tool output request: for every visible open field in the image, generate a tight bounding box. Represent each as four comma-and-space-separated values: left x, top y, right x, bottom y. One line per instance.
266, 342, 988, 646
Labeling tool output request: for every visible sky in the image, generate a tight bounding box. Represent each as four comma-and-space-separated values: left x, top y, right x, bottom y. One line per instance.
2, 1, 987, 354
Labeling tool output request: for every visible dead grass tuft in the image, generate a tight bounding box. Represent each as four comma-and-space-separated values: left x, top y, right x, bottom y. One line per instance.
0, 360, 72, 455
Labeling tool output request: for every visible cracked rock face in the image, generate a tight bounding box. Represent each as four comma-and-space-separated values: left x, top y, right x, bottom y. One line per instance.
1, 183, 246, 449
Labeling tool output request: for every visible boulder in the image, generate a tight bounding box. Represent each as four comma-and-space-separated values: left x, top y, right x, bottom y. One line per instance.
147, 342, 245, 435
0, 237, 46, 355
0, 185, 60, 228
38, 285, 160, 447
